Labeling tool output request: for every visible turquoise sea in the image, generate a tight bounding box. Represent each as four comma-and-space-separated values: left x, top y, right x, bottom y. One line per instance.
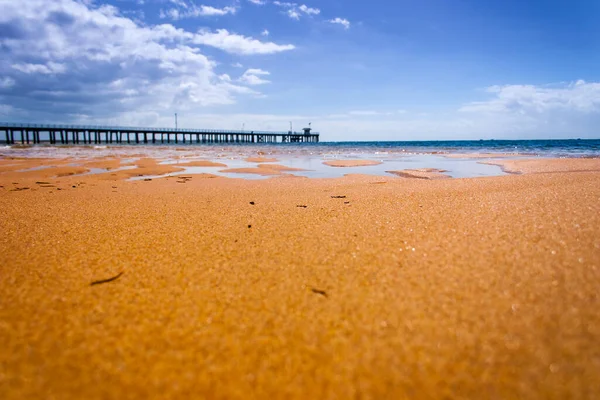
312, 139, 600, 157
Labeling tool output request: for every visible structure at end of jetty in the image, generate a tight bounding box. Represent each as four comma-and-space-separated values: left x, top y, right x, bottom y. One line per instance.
0, 122, 319, 145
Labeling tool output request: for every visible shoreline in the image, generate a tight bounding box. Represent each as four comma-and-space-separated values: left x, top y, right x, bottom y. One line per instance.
1, 151, 599, 181
3, 141, 600, 160
1, 153, 599, 398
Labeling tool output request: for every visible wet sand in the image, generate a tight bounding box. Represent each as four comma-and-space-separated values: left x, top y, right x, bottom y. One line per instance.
323, 159, 382, 167
219, 167, 284, 176
387, 168, 451, 180
481, 158, 600, 174
257, 164, 306, 172
1, 156, 599, 399
83, 157, 124, 170
94, 158, 184, 180
174, 160, 228, 168
246, 157, 279, 163
219, 164, 306, 176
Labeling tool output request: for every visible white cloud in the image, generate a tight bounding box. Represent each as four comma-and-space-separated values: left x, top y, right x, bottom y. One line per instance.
194, 5, 238, 16
261, 29, 270, 36
274, 1, 319, 19
459, 80, 600, 114
239, 68, 271, 85
329, 17, 350, 29
159, 8, 178, 19
248, 0, 266, 4
348, 110, 387, 116
169, 0, 188, 8
298, 4, 319, 15
443, 80, 600, 138
246, 68, 270, 75
0, 0, 291, 122
12, 62, 67, 75
193, 29, 295, 55
232, 62, 244, 68
160, 4, 237, 20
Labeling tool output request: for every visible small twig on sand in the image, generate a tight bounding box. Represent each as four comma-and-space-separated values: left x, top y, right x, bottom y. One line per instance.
91, 271, 124, 286
311, 288, 328, 298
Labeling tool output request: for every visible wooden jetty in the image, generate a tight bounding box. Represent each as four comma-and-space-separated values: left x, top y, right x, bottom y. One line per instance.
0, 123, 319, 145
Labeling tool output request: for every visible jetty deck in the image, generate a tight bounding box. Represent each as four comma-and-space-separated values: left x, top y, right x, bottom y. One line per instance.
0, 123, 319, 145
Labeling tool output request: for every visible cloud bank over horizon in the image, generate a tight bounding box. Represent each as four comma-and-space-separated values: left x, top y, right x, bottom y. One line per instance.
0, 0, 598, 140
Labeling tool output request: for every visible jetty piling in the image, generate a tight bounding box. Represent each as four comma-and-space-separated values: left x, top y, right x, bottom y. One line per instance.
0, 123, 320, 146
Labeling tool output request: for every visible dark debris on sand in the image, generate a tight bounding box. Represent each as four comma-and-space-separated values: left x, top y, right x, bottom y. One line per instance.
311, 288, 328, 298
90, 271, 124, 286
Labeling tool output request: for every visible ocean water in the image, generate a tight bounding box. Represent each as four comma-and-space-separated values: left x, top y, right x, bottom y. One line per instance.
2, 138, 600, 157
315, 139, 600, 158
1, 139, 598, 180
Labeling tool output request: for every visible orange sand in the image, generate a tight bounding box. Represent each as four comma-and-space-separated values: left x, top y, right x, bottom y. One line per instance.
246, 157, 279, 163
83, 158, 123, 170
220, 164, 305, 176
174, 160, 228, 167
94, 158, 184, 180
387, 168, 451, 180
257, 164, 306, 172
481, 157, 600, 174
0, 158, 91, 181
0, 157, 599, 399
323, 159, 382, 167
12, 165, 89, 179
219, 167, 284, 176
0, 160, 32, 173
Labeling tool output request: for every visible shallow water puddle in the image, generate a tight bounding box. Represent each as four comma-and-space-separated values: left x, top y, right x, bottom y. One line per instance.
129, 154, 507, 180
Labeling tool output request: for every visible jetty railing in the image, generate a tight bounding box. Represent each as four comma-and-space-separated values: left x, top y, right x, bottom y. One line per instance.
0, 122, 319, 145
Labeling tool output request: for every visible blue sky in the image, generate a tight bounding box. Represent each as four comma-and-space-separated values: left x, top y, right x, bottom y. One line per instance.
0, 0, 599, 140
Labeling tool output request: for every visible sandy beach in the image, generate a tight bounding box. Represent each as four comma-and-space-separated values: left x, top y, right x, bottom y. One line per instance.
1, 155, 599, 399
387, 168, 451, 180
323, 159, 383, 167
480, 158, 600, 174
220, 164, 307, 176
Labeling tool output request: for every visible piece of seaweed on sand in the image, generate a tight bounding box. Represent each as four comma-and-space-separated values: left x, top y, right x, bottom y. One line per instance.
90, 271, 124, 286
